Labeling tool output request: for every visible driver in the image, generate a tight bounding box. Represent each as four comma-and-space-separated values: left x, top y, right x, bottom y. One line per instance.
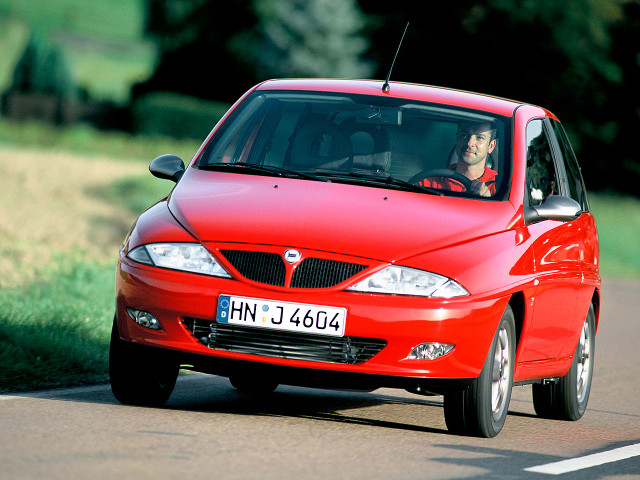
419, 120, 498, 197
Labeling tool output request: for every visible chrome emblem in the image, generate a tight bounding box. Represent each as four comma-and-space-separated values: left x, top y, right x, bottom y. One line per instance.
284, 249, 302, 264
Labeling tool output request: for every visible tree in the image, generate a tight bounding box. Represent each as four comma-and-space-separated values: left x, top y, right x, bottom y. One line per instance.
242, 0, 373, 79
606, 1, 640, 194
2, 33, 80, 125
135, 0, 372, 103
134, 0, 260, 103
7, 33, 77, 100
358, 0, 629, 193
136, 0, 637, 193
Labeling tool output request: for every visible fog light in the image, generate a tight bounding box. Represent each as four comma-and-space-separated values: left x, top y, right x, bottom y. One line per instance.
126, 308, 161, 330
408, 342, 454, 360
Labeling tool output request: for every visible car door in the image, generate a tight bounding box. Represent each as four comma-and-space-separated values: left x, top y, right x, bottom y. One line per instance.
548, 118, 600, 288
518, 118, 584, 362
547, 119, 600, 359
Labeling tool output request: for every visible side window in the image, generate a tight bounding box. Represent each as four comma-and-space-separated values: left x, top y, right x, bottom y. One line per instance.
550, 120, 588, 210
526, 119, 559, 206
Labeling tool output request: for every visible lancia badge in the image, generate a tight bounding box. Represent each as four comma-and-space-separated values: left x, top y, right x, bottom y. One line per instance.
284, 249, 302, 264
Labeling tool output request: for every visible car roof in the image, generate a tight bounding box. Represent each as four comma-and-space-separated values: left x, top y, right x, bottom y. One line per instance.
254, 78, 528, 118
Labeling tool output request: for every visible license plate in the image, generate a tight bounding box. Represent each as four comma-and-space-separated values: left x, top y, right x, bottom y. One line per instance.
216, 295, 346, 337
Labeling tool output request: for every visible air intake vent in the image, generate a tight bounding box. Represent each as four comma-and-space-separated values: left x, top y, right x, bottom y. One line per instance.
218, 249, 369, 289
183, 318, 386, 364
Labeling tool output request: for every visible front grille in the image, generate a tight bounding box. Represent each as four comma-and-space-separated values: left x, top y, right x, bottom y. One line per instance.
218, 249, 368, 289
291, 258, 367, 288
183, 318, 386, 364
220, 250, 286, 286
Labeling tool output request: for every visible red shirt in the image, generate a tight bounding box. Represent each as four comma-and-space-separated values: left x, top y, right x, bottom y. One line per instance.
419, 164, 498, 195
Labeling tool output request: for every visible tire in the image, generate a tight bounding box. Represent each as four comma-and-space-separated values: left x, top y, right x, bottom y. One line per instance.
444, 305, 516, 437
109, 317, 179, 407
532, 304, 595, 421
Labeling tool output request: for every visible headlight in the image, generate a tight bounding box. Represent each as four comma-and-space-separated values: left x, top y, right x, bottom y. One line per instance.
128, 243, 232, 278
347, 265, 468, 298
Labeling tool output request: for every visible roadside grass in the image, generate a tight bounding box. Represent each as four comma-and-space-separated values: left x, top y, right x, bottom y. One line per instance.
590, 193, 640, 279
0, 259, 114, 392
0, 164, 175, 393
0, 117, 202, 163
0, 127, 186, 393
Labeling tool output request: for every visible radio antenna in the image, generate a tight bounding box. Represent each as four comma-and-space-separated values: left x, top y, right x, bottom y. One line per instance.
382, 21, 410, 93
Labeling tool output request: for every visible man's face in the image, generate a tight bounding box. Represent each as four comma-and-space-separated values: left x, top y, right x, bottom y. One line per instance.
455, 122, 497, 166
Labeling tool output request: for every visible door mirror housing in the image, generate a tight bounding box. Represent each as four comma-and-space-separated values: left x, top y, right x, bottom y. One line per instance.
149, 154, 186, 183
525, 195, 582, 224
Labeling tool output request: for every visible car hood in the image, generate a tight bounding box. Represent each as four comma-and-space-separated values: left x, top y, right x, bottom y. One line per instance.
168, 170, 517, 262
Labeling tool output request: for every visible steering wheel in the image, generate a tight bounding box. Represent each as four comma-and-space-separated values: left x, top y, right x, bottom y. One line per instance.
408, 168, 473, 190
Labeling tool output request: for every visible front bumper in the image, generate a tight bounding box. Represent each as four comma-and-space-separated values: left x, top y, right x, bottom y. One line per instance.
115, 257, 509, 387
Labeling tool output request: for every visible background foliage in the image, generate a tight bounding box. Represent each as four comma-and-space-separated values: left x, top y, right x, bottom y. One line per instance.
134, 0, 639, 194
2, 0, 638, 196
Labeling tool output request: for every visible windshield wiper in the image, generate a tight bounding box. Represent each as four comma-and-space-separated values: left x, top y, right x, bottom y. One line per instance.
314, 170, 444, 195
197, 163, 329, 182
197, 164, 442, 194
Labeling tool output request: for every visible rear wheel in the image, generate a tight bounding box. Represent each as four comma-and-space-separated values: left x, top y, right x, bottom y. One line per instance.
532, 304, 595, 420
109, 317, 179, 407
444, 305, 516, 437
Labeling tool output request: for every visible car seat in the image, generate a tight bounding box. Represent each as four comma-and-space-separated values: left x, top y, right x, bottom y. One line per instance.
350, 125, 391, 173
288, 121, 352, 170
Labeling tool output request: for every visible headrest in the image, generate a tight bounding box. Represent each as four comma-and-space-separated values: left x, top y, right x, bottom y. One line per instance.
350, 126, 391, 173
289, 122, 352, 170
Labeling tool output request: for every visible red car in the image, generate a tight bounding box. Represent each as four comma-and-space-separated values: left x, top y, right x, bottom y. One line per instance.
110, 79, 600, 437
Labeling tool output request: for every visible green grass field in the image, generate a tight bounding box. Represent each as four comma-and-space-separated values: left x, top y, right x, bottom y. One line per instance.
0, 166, 179, 392
0, 260, 114, 391
0, 0, 147, 40
0, 0, 155, 102
590, 194, 640, 278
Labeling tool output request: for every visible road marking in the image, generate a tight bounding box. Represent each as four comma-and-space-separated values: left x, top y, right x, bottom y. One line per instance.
524, 443, 640, 475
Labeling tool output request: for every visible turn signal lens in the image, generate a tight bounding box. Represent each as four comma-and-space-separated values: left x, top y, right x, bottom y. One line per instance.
408, 342, 454, 360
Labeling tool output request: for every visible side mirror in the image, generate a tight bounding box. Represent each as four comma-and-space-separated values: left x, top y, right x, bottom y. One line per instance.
525, 195, 582, 224
149, 154, 186, 183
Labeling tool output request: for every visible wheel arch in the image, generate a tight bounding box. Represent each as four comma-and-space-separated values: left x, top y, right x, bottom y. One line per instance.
507, 292, 525, 354
591, 288, 601, 334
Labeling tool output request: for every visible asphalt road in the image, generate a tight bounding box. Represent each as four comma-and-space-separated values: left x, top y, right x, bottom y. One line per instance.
1, 277, 639, 480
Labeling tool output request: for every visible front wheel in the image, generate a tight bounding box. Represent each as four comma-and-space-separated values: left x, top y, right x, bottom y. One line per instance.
444, 305, 516, 437
109, 317, 179, 407
532, 304, 596, 420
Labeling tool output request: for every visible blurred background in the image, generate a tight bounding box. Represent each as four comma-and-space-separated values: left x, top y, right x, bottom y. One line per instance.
1, 0, 638, 392
1, 0, 638, 194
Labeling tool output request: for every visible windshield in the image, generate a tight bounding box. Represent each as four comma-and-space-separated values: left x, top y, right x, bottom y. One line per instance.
195, 91, 511, 199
